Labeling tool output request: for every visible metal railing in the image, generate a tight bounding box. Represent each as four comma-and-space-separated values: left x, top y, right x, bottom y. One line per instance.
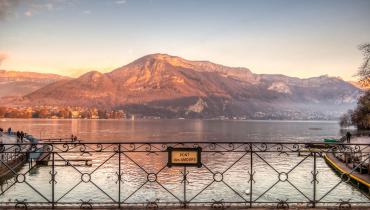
0, 141, 369, 209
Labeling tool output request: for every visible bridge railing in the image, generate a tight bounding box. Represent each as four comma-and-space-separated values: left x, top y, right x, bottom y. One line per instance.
0, 142, 369, 209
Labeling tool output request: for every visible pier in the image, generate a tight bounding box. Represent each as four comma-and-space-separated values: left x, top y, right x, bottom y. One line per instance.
0, 133, 29, 179
323, 137, 370, 194
324, 152, 370, 192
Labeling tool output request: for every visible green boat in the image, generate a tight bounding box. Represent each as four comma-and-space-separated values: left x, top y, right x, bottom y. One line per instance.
323, 138, 340, 143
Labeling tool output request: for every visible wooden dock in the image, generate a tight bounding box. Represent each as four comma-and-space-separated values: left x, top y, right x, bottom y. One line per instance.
0, 154, 27, 180
324, 152, 370, 193
0, 135, 30, 180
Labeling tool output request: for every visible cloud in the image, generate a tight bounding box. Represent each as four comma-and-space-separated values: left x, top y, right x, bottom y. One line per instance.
24, 10, 33, 17
0, 52, 8, 67
23, 1, 55, 17
0, 0, 21, 20
83, 10, 91, 15
45, 3, 54, 11
115, 0, 126, 4
0, 0, 77, 20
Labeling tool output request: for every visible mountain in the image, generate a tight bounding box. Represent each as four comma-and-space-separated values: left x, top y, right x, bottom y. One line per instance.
0, 70, 70, 98
16, 54, 362, 119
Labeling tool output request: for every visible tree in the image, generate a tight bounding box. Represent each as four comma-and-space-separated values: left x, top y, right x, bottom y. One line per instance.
351, 43, 370, 129
357, 43, 370, 87
0, 107, 6, 118
351, 92, 370, 129
339, 110, 352, 128
58, 108, 71, 118
37, 108, 51, 118
340, 43, 370, 129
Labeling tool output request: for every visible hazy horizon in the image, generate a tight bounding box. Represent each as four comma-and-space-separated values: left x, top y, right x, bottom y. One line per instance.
0, 52, 362, 81
1, 0, 370, 80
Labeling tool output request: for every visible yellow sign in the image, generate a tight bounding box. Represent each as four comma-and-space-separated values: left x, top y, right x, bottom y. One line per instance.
167, 147, 202, 167
171, 151, 198, 164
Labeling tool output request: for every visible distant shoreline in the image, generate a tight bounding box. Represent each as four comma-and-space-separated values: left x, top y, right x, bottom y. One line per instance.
0, 118, 339, 122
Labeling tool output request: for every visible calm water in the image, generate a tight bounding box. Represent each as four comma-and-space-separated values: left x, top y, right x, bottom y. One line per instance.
0, 119, 368, 207
0, 119, 342, 142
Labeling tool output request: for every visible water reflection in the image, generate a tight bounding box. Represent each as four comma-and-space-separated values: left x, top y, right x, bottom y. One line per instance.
0, 119, 341, 142
0, 119, 366, 207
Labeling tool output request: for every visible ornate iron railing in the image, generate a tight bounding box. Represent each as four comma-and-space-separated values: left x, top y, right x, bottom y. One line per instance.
0, 141, 369, 209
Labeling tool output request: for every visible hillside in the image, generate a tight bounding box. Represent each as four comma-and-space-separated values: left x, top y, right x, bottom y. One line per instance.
17, 54, 362, 119
0, 70, 70, 98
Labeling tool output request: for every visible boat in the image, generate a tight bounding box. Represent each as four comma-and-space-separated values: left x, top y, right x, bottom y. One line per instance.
322, 138, 341, 143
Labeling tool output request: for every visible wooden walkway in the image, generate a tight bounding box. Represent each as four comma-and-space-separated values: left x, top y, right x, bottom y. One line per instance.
324, 152, 370, 189
0, 134, 29, 179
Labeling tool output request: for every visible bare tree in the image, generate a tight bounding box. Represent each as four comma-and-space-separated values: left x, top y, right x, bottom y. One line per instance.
357, 43, 370, 87
339, 110, 352, 128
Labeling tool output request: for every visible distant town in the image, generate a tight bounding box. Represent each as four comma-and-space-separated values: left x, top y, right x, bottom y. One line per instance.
0, 106, 125, 119
0, 106, 339, 120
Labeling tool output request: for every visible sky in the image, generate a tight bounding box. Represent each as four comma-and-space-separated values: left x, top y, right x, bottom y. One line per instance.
0, 0, 369, 80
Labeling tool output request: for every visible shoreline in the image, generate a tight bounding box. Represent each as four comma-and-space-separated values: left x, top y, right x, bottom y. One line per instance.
0, 118, 340, 123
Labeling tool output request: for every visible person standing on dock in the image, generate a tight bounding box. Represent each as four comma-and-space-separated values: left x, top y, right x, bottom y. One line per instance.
16, 131, 20, 143
7, 127, 11, 135
20, 131, 24, 142
346, 132, 352, 143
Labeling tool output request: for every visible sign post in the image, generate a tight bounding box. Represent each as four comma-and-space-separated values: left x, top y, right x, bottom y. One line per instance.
167, 147, 202, 168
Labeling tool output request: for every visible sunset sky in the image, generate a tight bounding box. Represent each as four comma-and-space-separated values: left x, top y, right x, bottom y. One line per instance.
0, 0, 369, 80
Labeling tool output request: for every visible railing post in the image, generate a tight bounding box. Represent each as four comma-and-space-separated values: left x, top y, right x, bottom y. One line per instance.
313, 152, 317, 208
183, 166, 187, 208
249, 143, 253, 208
52, 152, 55, 209
118, 144, 121, 208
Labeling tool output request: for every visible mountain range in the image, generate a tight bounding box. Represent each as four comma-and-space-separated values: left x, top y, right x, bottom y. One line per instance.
0, 54, 363, 119
0, 70, 69, 98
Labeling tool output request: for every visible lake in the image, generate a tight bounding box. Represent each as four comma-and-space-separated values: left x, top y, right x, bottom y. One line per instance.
0, 119, 342, 142
0, 119, 368, 207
